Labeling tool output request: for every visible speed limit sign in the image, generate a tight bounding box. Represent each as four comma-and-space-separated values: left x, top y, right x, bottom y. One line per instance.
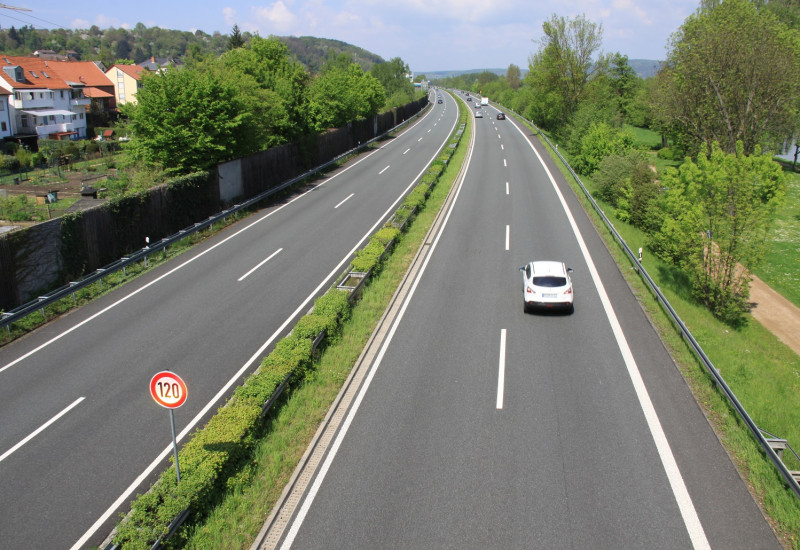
150, 371, 188, 409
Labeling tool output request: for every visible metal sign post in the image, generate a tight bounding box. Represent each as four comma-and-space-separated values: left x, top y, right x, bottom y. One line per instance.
150, 371, 188, 483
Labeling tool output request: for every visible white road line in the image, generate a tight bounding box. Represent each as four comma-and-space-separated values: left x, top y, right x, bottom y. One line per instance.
418, 137, 423, 142
510, 118, 711, 550
506, 181, 509, 195
427, 129, 432, 133
238, 248, 283, 282
379, 165, 390, 175
334, 193, 354, 209
505, 225, 510, 251
280, 115, 474, 549
496, 329, 507, 409
0, 397, 85, 464
501, 144, 504, 150
503, 158, 507, 167
71, 102, 460, 550
403, 148, 410, 155
0, 134, 395, 377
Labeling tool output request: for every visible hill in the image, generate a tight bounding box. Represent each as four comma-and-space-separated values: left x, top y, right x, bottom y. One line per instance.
424, 59, 661, 82
279, 36, 385, 73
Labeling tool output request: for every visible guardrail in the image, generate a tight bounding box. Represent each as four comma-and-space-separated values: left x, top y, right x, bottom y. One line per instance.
507, 107, 800, 500
0, 104, 430, 333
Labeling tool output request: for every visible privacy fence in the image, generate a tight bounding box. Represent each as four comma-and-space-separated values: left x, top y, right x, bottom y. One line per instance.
0, 97, 428, 312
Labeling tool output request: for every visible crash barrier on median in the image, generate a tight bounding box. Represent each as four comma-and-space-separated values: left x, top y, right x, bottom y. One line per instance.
1, 97, 430, 328
495, 105, 800, 501
105, 115, 468, 548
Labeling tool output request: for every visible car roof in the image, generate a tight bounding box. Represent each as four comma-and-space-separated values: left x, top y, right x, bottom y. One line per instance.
529, 261, 567, 276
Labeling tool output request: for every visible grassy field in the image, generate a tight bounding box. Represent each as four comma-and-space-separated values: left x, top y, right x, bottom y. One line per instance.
542, 124, 800, 547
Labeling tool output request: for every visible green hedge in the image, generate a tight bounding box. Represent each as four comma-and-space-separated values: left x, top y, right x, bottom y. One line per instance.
113, 101, 467, 548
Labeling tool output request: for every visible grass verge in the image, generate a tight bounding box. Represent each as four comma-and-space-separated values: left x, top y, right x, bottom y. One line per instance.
530, 121, 800, 548
172, 96, 470, 549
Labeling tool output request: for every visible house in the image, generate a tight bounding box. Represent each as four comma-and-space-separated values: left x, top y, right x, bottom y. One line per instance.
138, 56, 183, 72
47, 60, 116, 115
0, 55, 90, 144
106, 63, 146, 107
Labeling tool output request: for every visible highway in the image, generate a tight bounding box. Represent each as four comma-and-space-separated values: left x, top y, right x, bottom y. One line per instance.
0, 92, 459, 549
272, 96, 781, 549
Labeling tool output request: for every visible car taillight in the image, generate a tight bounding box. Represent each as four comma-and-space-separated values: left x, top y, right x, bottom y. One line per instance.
526, 286, 534, 294
563, 287, 573, 295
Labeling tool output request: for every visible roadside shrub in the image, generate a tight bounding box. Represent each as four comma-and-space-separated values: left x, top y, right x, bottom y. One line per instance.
351, 238, 386, 272
0, 154, 20, 171
572, 122, 634, 175
593, 151, 659, 230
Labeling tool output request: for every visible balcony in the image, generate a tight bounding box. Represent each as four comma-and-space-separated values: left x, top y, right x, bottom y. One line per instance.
12, 97, 55, 110
71, 97, 91, 106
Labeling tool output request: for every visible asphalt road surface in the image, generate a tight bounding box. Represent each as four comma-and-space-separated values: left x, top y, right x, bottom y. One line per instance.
272, 97, 780, 549
0, 92, 459, 549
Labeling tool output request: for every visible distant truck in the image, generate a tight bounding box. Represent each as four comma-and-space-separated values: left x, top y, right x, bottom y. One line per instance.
481, 97, 489, 106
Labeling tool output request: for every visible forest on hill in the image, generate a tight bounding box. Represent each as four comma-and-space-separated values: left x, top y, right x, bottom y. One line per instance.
0, 24, 384, 74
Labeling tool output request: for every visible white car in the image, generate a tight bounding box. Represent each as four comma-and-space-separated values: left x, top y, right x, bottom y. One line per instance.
475, 110, 483, 118
519, 261, 574, 313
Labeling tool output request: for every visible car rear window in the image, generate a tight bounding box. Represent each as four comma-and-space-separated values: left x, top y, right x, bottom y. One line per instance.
533, 276, 566, 287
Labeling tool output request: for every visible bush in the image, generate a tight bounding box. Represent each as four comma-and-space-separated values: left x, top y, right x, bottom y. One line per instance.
593, 151, 658, 230
0, 154, 20, 171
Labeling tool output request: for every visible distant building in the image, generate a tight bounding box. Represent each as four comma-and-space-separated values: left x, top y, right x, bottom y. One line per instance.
107, 64, 146, 107
137, 56, 183, 72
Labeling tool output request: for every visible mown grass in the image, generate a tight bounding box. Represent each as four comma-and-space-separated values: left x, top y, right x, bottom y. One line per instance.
174, 99, 470, 548
753, 166, 800, 308
534, 123, 800, 548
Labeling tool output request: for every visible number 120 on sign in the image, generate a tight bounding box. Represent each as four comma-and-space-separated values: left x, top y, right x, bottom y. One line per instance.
150, 371, 188, 409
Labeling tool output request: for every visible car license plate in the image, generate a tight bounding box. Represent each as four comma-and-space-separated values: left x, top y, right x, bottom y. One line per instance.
543, 293, 557, 299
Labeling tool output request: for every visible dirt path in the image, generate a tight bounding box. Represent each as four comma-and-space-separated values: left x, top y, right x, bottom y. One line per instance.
749, 275, 800, 355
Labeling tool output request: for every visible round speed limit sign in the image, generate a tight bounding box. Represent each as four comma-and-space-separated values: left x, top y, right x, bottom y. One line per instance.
150, 371, 188, 409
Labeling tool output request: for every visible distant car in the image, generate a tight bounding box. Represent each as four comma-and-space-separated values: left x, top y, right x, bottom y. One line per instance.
466, 96, 472, 101
496, 112, 505, 120
519, 261, 574, 313
475, 110, 483, 118
437, 99, 443, 104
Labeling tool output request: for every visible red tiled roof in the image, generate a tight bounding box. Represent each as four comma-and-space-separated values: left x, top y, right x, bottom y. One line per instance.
112, 64, 146, 80
83, 87, 113, 98
0, 55, 70, 89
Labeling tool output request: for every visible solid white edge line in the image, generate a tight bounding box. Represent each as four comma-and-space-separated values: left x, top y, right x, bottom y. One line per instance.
333, 193, 355, 209
71, 100, 457, 550
280, 107, 472, 550
238, 248, 283, 282
509, 118, 710, 550
496, 329, 507, 410
0, 397, 85, 464
0, 135, 392, 377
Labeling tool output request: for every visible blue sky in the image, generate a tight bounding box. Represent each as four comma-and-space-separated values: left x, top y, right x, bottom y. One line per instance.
8, 1, 700, 72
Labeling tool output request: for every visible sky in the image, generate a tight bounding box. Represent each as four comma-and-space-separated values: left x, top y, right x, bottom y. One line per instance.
6, 0, 701, 73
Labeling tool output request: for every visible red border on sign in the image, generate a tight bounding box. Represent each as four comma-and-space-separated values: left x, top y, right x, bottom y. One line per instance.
150, 371, 188, 409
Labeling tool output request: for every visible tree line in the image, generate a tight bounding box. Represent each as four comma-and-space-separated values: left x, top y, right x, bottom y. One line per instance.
124, 35, 418, 175
436, 0, 799, 324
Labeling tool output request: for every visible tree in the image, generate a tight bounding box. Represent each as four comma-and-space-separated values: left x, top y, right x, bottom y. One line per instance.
370, 57, 414, 105
307, 63, 385, 131
649, 141, 786, 324
128, 68, 264, 174
525, 13, 604, 127
506, 64, 522, 90
228, 24, 245, 50
651, 0, 800, 156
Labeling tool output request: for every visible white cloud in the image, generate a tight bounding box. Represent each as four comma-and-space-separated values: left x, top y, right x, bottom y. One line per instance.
252, 1, 298, 32
223, 7, 237, 26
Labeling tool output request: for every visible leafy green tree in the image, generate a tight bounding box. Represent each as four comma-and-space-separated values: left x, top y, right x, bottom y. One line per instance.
506, 64, 522, 90
307, 63, 385, 131
525, 13, 604, 128
593, 151, 658, 228
571, 121, 634, 175
652, 0, 800, 155
220, 36, 311, 140
128, 68, 264, 174
370, 57, 415, 105
649, 141, 786, 324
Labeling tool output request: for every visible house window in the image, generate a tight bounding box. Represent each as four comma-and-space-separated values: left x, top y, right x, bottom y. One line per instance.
80, 113, 84, 119
1, 122, 6, 131
27, 92, 33, 100
119, 92, 125, 101
60, 90, 65, 98
30, 70, 38, 78
21, 116, 28, 128
14, 92, 20, 100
